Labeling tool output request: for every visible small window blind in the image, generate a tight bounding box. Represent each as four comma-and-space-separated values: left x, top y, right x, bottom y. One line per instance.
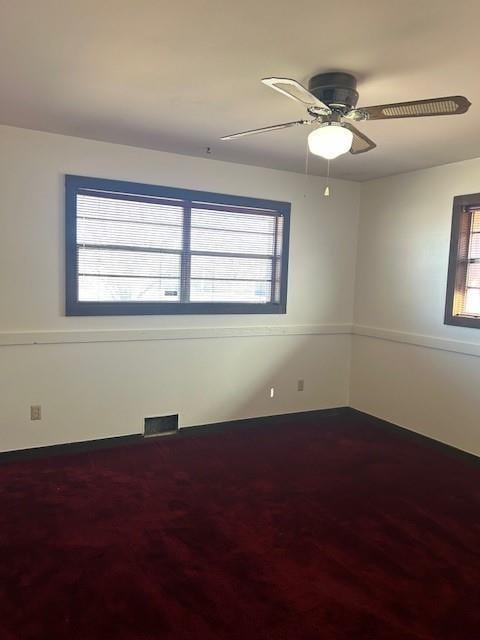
452, 208, 480, 317
463, 210, 480, 316
66, 176, 290, 316
445, 195, 480, 328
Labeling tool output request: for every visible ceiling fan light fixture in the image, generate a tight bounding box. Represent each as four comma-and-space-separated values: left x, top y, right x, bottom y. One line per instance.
221, 74, 470, 161
307, 123, 353, 159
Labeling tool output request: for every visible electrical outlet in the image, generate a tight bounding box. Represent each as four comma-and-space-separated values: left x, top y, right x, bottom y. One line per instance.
30, 405, 41, 421
269, 387, 275, 399
297, 379, 305, 392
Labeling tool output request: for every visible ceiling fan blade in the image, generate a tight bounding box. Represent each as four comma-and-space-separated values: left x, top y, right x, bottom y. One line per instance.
221, 119, 309, 141
261, 77, 331, 112
343, 123, 377, 154
348, 96, 471, 120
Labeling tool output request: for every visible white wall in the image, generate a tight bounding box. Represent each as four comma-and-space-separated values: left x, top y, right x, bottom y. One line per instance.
352, 158, 480, 456
0, 125, 360, 452
4, 125, 480, 456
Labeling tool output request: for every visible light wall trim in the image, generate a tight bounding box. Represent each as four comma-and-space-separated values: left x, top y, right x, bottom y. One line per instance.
354, 324, 480, 359
0, 324, 353, 347
2, 324, 480, 357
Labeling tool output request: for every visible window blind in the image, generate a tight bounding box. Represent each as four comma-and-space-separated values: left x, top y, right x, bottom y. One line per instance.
71, 184, 287, 310
460, 209, 480, 316
77, 194, 183, 302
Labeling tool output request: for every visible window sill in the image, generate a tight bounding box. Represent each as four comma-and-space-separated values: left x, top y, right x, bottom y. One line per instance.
444, 313, 480, 329
66, 301, 287, 316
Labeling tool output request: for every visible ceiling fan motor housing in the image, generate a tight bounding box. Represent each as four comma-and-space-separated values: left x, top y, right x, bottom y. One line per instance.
308, 72, 359, 111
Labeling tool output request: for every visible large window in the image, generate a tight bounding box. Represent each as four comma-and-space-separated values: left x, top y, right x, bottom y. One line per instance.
65, 175, 290, 315
445, 193, 480, 328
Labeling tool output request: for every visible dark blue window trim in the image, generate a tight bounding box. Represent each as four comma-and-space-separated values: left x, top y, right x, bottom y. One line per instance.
65, 175, 290, 316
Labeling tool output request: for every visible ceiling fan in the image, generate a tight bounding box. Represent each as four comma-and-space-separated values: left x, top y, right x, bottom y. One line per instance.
221, 72, 471, 160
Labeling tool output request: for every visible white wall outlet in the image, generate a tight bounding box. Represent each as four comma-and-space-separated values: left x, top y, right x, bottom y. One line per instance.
297, 379, 305, 392
30, 405, 42, 421
269, 387, 275, 399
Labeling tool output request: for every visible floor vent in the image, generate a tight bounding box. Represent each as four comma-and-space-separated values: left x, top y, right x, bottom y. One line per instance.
144, 414, 179, 437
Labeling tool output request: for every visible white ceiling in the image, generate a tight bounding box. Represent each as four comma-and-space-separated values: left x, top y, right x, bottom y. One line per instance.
0, 0, 479, 181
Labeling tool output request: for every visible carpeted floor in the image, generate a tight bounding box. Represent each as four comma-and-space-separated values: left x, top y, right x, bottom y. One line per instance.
0, 411, 479, 640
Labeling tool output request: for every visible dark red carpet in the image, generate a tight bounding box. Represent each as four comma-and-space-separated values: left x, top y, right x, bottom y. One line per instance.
0, 412, 479, 640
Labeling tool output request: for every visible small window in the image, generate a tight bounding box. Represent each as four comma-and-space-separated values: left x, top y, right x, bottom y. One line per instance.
65, 175, 290, 315
445, 193, 480, 328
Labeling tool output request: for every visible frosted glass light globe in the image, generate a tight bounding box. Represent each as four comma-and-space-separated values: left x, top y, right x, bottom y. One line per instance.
308, 124, 353, 159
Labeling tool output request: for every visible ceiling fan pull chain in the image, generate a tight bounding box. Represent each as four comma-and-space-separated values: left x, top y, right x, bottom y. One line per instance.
324, 159, 331, 197
303, 138, 310, 198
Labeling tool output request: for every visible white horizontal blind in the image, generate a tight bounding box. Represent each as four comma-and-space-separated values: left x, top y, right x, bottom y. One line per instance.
190, 206, 278, 303
76, 191, 284, 305
77, 194, 183, 302
462, 209, 480, 316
